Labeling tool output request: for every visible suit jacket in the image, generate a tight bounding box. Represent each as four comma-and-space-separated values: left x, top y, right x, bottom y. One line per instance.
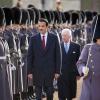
27, 32, 61, 86
61, 41, 80, 77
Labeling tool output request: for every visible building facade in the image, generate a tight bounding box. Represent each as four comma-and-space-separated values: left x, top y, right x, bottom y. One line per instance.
0, 0, 100, 12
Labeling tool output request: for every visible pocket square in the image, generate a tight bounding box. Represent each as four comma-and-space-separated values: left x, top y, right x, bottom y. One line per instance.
73, 51, 76, 53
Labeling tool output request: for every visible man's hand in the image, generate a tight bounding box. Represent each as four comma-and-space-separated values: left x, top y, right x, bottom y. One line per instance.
28, 74, 33, 79
54, 73, 60, 79
76, 76, 81, 80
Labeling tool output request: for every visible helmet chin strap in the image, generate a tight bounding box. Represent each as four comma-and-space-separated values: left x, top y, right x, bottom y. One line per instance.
86, 15, 98, 68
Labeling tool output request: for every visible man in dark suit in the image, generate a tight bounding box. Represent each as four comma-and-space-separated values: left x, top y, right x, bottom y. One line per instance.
27, 18, 61, 100
58, 28, 80, 100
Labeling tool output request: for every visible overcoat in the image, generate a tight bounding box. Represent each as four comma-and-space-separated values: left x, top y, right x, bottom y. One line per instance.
77, 43, 100, 100
27, 33, 61, 87
0, 37, 12, 100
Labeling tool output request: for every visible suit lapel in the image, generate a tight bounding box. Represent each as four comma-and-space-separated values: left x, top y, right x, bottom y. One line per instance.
67, 42, 73, 54
61, 43, 67, 55
37, 33, 43, 51
45, 33, 51, 53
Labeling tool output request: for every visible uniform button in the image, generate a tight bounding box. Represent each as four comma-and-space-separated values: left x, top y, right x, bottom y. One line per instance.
92, 66, 94, 68
89, 53, 92, 56
93, 72, 95, 75
91, 60, 93, 62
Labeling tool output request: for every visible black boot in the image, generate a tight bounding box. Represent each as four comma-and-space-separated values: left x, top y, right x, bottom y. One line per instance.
27, 86, 35, 99
13, 93, 20, 100
21, 92, 28, 100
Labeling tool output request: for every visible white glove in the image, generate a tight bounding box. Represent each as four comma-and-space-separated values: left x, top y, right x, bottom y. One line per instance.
82, 67, 89, 77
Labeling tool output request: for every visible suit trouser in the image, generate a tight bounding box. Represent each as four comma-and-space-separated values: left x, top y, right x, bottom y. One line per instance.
58, 77, 74, 100
35, 85, 53, 100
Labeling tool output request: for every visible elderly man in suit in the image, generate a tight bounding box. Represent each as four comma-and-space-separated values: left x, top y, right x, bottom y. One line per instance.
58, 28, 80, 100
27, 18, 61, 100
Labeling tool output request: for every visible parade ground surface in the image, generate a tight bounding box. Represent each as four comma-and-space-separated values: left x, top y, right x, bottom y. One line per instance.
43, 78, 83, 100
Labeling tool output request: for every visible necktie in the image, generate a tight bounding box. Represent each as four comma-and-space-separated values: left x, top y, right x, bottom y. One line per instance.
42, 36, 45, 49
64, 43, 69, 53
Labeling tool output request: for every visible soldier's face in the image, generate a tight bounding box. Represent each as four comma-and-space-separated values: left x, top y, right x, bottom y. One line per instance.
38, 21, 48, 34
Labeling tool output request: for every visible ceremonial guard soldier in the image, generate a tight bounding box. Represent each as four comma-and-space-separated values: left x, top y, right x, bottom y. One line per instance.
0, 7, 12, 100
77, 14, 100, 100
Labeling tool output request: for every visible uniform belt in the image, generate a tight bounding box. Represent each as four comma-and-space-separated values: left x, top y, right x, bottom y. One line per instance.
0, 56, 6, 60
